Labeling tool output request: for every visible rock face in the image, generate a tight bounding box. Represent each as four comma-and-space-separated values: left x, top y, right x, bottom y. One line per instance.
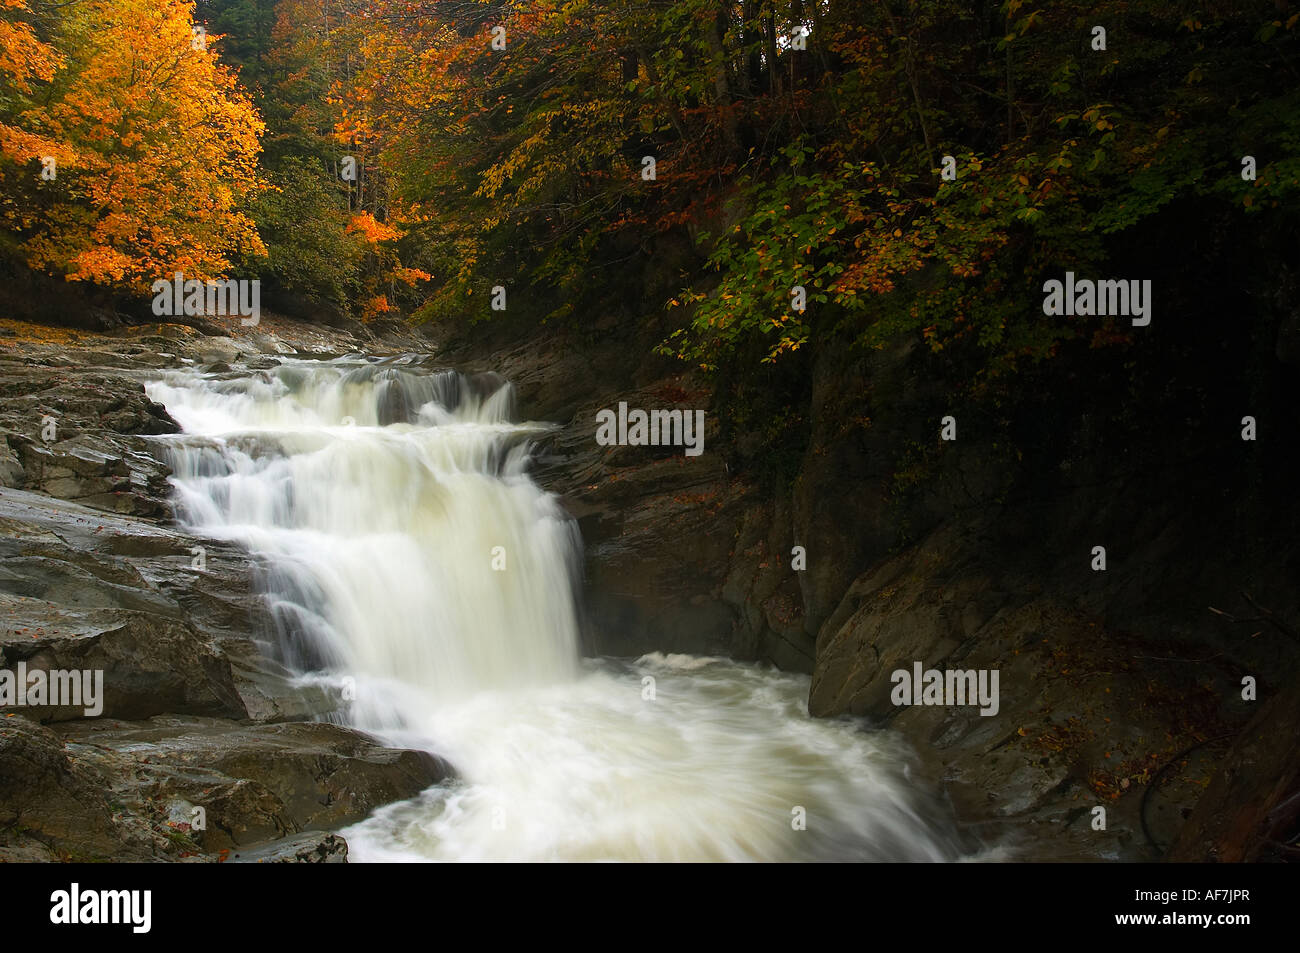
52, 718, 449, 859
0, 366, 178, 517
461, 332, 813, 668
0, 716, 137, 862
0, 488, 321, 723
803, 518, 1282, 861
0, 716, 447, 862
1167, 686, 1300, 862
0, 315, 452, 863
229, 831, 349, 863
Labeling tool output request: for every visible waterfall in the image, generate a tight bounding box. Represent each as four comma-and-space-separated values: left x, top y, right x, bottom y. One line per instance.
146, 355, 967, 862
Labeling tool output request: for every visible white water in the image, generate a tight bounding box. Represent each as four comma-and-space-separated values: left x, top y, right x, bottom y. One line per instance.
147, 356, 966, 862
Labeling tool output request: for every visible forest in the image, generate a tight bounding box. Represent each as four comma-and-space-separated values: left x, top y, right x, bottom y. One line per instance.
3, 0, 1295, 380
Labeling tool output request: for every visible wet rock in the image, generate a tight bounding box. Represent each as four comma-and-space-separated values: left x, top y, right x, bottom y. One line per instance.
532, 386, 750, 661
0, 600, 246, 721
230, 831, 349, 863
804, 507, 1292, 861
0, 712, 446, 861
57, 717, 450, 854
0, 717, 150, 861
0, 441, 23, 488
0, 488, 334, 723
0, 362, 179, 516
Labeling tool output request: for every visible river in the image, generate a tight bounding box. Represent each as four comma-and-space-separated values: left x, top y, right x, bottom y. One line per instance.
145, 354, 969, 862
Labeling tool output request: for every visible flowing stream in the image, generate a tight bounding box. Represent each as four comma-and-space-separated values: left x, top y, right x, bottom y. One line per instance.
146, 355, 967, 862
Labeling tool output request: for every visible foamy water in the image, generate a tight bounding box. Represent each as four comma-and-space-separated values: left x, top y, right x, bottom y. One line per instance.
146, 356, 966, 862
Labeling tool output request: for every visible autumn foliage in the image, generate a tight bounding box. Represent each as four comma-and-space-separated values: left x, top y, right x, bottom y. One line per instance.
0, 0, 265, 291
257, 0, 1300, 380
1, 0, 1297, 355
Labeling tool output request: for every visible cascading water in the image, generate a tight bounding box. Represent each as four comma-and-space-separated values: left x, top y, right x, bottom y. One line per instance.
146, 355, 970, 862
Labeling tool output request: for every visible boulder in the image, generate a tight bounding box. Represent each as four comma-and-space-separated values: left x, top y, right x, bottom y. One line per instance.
57, 717, 451, 854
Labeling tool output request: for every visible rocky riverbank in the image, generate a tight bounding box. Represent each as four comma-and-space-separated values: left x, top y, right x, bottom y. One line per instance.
1, 315, 448, 862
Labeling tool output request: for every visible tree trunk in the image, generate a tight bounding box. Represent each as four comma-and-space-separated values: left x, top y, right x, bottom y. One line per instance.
791, 0, 805, 89
764, 8, 780, 96
742, 0, 763, 95
706, 7, 740, 155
